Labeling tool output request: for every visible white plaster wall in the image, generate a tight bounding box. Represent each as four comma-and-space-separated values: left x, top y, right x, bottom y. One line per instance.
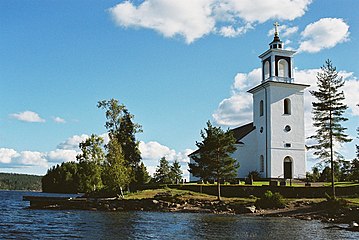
232, 130, 258, 178
270, 149, 306, 179
267, 83, 307, 178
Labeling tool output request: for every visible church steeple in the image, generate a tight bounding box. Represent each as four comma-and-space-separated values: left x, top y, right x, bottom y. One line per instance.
259, 22, 295, 83
269, 22, 283, 49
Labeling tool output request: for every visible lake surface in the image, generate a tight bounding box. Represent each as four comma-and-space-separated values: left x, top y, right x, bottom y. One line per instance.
0, 190, 358, 239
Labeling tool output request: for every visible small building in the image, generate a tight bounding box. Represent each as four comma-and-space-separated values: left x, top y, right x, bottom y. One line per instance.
190, 25, 309, 180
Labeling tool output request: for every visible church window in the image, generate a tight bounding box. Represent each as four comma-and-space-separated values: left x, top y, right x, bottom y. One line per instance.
264, 61, 270, 80
260, 100, 264, 116
278, 59, 288, 78
284, 98, 291, 115
260, 155, 264, 172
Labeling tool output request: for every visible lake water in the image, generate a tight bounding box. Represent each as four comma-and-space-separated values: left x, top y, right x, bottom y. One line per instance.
0, 191, 358, 239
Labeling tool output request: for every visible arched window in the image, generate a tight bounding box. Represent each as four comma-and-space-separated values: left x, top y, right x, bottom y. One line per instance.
284, 98, 291, 115
260, 155, 264, 172
278, 59, 288, 78
264, 61, 270, 80
260, 100, 264, 116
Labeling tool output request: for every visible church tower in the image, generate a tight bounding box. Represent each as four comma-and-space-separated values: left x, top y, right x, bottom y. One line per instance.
247, 23, 309, 179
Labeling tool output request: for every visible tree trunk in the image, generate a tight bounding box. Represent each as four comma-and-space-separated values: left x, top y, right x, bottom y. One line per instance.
329, 110, 336, 198
217, 180, 221, 201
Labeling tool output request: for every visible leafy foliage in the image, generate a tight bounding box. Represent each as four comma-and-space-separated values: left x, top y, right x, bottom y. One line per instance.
255, 190, 285, 209
42, 99, 150, 195
0, 173, 42, 191
97, 99, 143, 188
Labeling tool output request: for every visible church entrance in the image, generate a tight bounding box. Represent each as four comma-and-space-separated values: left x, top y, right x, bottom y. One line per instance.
283, 157, 293, 179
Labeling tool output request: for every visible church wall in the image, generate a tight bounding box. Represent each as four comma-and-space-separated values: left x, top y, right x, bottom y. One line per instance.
270, 148, 306, 179
232, 130, 259, 178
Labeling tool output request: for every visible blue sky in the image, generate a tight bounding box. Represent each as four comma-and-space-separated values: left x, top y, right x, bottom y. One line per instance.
1, 0, 358, 178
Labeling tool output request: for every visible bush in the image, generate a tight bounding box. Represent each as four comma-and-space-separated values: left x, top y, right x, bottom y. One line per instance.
255, 190, 285, 209
247, 170, 262, 181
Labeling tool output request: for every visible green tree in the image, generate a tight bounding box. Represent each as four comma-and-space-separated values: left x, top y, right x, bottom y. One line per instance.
102, 137, 131, 197
351, 120, 359, 181
170, 160, 182, 184
76, 134, 105, 193
134, 162, 151, 186
188, 121, 239, 200
309, 60, 352, 197
97, 99, 142, 188
154, 157, 171, 184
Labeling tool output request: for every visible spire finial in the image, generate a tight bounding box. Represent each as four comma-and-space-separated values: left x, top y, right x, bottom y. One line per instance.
273, 22, 279, 36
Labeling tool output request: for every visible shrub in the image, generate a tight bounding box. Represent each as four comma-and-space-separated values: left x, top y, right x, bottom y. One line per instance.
255, 190, 285, 209
247, 170, 262, 181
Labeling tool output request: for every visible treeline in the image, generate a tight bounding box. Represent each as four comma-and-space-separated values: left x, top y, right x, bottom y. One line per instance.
42, 99, 151, 196
0, 173, 42, 191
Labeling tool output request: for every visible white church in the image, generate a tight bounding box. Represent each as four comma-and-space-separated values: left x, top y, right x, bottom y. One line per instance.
190, 25, 309, 180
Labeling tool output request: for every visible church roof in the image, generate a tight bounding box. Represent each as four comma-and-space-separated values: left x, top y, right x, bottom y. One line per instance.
231, 122, 255, 143
188, 122, 255, 156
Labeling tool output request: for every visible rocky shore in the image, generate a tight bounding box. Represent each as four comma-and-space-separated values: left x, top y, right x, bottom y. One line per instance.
23, 191, 359, 229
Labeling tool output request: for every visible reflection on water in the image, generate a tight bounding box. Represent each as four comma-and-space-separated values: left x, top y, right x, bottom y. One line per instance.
0, 191, 358, 239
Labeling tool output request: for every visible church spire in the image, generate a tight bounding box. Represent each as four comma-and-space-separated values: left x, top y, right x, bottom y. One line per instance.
269, 22, 282, 49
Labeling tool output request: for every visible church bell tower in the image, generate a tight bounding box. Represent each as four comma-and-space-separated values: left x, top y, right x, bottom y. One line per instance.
247, 23, 309, 179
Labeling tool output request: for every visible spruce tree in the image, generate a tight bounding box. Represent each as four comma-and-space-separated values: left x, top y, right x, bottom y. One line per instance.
154, 157, 171, 184
189, 121, 239, 200
170, 160, 183, 184
309, 60, 352, 197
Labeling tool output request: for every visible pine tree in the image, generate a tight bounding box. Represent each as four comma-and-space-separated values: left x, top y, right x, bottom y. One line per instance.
309, 60, 352, 197
188, 121, 239, 200
170, 160, 182, 184
154, 157, 171, 184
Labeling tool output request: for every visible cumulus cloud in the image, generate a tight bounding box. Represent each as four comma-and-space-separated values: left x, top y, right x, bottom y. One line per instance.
18, 151, 48, 168
139, 141, 192, 163
47, 149, 78, 163
298, 18, 350, 53
213, 68, 261, 126
53, 116, 66, 123
139, 141, 193, 179
0, 148, 20, 163
109, 0, 312, 43
57, 134, 90, 150
10, 111, 45, 123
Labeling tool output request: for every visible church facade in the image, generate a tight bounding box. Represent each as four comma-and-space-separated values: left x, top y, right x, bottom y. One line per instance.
190, 27, 309, 180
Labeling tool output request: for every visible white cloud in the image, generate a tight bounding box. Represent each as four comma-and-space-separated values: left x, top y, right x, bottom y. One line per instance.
109, 0, 312, 43
0, 148, 19, 163
298, 18, 350, 53
18, 151, 48, 168
57, 134, 90, 150
47, 149, 78, 163
139, 141, 192, 163
109, 0, 215, 44
53, 116, 66, 123
139, 141, 193, 179
213, 68, 261, 126
10, 111, 45, 123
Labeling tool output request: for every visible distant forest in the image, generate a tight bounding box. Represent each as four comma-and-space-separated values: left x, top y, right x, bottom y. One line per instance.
0, 173, 42, 191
